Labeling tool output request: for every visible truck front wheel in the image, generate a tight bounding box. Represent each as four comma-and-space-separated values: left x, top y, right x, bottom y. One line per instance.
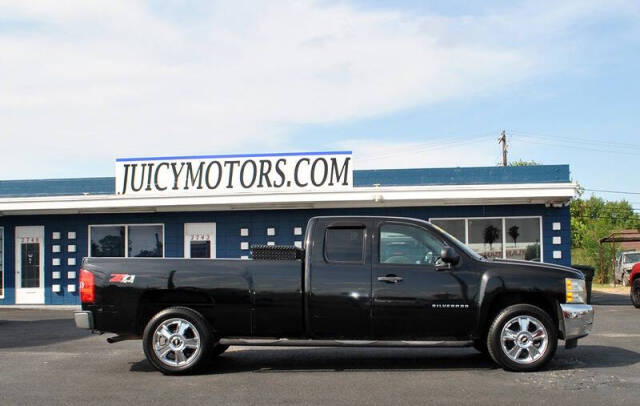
142, 307, 214, 375
631, 279, 640, 308
487, 304, 557, 372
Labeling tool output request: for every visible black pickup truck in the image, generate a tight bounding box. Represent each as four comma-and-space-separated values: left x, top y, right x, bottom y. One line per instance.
75, 216, 594, 374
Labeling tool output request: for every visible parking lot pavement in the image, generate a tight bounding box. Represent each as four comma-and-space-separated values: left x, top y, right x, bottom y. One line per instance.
1, 295, 639, 406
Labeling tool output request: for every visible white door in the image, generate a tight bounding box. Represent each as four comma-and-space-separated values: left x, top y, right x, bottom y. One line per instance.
184, 223, 216, 259
15, 226, 45, 304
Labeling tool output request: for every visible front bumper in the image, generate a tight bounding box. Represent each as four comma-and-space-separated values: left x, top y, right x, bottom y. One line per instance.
560, 304, 594, 340
74, 311, 94, 330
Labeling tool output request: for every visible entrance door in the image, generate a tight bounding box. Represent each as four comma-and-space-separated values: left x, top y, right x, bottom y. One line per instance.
184, 223, 216, 258
15, 226, 45, 304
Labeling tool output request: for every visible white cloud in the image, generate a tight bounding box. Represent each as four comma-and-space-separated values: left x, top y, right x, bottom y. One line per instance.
0, 0, 636, 178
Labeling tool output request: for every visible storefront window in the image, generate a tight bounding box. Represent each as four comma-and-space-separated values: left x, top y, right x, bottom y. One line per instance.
468, 218, 503, 259
430, 217, 543, 262
90, 225, 164, 257
430, 219, 465, 243
90, 226, 125, 257
505, 218, 541, 261
129, 225, 163, 257
0, 227, 4, 298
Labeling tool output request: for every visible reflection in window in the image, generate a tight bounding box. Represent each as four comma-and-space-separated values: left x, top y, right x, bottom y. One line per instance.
90, 226, 125, 257
430, 217, 543, 262
468, 219, 503, 259
90, 225, 164, 258
190, 241, 211, 258
325, 228, 364, 262
380, 224, 444, 265
129, 225, 163, 257
430, 219, 465, 243
505, 218, 541, 261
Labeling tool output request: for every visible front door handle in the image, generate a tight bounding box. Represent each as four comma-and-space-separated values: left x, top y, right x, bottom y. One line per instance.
377, 275, 403, 283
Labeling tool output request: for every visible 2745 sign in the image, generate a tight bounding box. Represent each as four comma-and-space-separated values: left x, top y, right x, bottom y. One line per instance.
115, 152, 352, 197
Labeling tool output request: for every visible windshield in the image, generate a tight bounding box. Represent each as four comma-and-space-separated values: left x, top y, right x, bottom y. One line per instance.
428, 221, 484, 261
624, 253, 640, 263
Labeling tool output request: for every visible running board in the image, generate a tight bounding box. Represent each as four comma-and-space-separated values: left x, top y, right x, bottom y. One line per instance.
218, 338, 473, 348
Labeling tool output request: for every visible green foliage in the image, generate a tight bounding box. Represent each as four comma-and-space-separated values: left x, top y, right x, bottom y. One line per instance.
508, 160, 540, 166
571, 197, 640, 282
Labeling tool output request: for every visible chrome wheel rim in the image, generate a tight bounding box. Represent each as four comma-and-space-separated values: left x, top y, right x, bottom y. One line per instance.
500, 315, 548, 364
153, 318, 201, 367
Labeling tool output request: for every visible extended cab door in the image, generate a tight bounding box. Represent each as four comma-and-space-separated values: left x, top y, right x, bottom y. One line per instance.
307, 219, 373, 339
372, 220, 475, 340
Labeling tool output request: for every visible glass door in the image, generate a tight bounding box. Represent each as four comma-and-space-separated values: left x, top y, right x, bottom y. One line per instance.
15, 226, 45, 304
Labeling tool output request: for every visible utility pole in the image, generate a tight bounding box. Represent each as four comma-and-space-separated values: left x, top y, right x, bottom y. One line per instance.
498, 130, 507, 166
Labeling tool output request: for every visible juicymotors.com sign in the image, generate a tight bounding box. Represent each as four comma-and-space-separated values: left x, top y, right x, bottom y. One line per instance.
115, 151, 353, 196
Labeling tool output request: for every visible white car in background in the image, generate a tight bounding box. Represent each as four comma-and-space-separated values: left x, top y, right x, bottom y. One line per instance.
615, 251, 640, 286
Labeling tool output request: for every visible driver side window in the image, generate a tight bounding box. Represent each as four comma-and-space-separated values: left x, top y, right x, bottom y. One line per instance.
379, 223, 445, 265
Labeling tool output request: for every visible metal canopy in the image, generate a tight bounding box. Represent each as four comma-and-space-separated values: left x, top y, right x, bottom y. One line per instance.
598, 230, 640, 284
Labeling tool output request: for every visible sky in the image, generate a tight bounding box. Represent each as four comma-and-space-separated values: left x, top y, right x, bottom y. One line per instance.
1, 0, 639, 209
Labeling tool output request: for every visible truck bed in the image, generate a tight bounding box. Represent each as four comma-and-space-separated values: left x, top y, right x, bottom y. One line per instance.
82, 257, 304, 337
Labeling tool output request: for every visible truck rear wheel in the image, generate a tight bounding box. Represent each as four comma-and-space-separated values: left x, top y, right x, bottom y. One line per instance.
631, 279, 640, 308
142, 307, 214, 375
487, 304, 557, 372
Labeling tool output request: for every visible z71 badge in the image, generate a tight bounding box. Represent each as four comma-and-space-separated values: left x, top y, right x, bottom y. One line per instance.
109, 274, 136, 284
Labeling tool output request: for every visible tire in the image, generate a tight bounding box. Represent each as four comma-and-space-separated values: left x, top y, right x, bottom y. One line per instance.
142, 307, 214, 375
487, 304, 557, 372
631, 279, 640, 309
622, 275, 630, 287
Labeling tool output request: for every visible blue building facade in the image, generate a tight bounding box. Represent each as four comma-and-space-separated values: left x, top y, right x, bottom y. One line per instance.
0, 164, 575, 306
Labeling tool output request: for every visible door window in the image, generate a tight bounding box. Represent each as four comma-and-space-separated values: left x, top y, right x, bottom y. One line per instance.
380, 223, 444, 265
324, 227, 364, 263
190, 241, 211, 258
21, 243, 40, 288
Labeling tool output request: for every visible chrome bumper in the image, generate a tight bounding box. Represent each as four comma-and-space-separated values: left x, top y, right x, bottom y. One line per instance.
560, 304, 594, 340
74, 311, 94, 329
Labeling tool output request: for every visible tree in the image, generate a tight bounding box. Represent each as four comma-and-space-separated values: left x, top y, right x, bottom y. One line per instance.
571, 197, 640, 282
483, 225, 499, 252
508, 160, 540, 166
508, 225, 520, 247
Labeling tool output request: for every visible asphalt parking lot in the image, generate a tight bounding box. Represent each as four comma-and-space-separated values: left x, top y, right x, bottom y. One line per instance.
1, 292, 638, 406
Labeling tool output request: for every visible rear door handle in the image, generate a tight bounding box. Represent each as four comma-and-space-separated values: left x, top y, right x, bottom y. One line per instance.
377, 275, 403, 283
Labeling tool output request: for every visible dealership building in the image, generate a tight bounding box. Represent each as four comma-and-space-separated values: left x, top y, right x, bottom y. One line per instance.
0, 152, 577, 306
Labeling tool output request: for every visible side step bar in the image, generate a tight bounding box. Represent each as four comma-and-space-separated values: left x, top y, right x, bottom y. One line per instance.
218, 338, 473, 348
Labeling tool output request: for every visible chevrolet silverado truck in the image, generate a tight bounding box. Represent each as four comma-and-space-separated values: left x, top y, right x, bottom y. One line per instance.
75, 216, 594, 374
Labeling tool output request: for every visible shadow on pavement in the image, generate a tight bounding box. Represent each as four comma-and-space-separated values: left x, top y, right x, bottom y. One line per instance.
591, 291, 631, 306
0, 318, 92, 349
129, 344, 640, 374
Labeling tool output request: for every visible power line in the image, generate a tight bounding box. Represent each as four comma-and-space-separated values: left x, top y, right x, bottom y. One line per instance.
508, 130, 640, 150
358, 133, 495, 161
583, 188, 640, 195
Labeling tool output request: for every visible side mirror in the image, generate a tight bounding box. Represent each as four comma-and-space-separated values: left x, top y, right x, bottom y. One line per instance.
440, 246, 460, 266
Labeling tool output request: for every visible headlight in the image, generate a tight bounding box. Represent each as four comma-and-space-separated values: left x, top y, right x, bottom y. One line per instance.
565, 278, 586, 304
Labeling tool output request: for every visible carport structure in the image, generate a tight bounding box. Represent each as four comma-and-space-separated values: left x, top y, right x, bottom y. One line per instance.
599, 230, 640, 284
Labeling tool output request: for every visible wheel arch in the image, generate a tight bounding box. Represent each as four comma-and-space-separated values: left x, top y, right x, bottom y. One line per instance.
477, 291, 561, 341
136, 290, 214, 335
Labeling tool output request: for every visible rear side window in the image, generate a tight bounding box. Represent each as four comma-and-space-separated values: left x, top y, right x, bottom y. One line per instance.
325, 227, 364, 263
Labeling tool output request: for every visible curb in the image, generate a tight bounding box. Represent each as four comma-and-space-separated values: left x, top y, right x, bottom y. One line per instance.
0, 305, 81, 310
